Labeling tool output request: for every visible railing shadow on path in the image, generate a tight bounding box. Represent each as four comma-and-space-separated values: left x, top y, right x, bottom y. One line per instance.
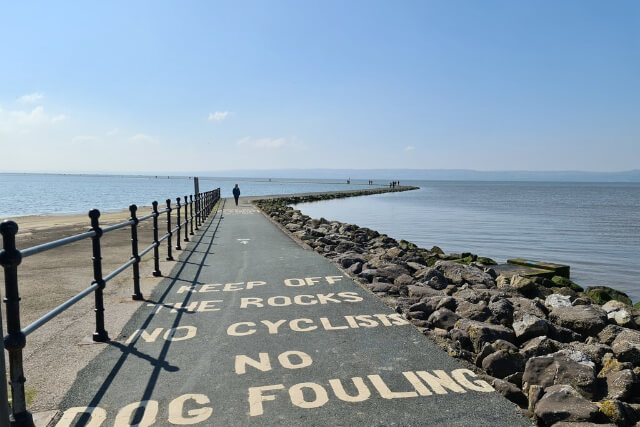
71, 199, 226, 426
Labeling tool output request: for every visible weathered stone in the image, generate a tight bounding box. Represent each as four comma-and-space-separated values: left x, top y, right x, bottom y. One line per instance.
520, 336, 564, 359
367, 283, 394, 293
346, 261, 363, 275
334, 252, 367, 269
523, 350, 597, 399
491, 378, 528, 408
407, 285, 444, 299
358, 269, 377, 283
496, 275, 510, 288
482, 349, 524, 379
608, 309, 635, 328
603, 300, 632, 312
455, 319, 516, 352
489, 298, 514, 326
599, 354, 634, 378
534, 384, 599, 425
393, 273, 414, 288
611, 329, 640, 363
434, 260, 494, 287
598, 324, 625, 346
510, 275, 538, 293
455, 300, 492, 321
408, 311, 428, 321
375, 264, 411, 281
549, 305, 608, 336
552, 423, 615, 427
606, 369, 636, 401
567, 342, 611, 366
427, 308, 460, 331
512, 313, 549, 342
546, 293, 573, 308
548, 323, 584, 343
509, 297, 548, 319
435, 296, 457, 311
599, 399, 640, 426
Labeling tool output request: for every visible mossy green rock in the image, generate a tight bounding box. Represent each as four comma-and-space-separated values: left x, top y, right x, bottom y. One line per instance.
551, 275, 584, 292
634, 301, 640, 309
585, 286, 632, 306
399, 240, 417, 250
476, 256, 497, 266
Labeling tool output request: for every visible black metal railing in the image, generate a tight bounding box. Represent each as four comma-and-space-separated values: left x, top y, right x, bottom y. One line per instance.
0, 188, 220, 426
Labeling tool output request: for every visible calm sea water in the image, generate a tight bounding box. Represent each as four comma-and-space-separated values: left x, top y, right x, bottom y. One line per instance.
296, 181, 640, 302
0, 173, 373, 218
2, 174, 639, 301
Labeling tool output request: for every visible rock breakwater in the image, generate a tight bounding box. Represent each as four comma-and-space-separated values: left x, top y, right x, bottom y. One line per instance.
254, 192, 640, 426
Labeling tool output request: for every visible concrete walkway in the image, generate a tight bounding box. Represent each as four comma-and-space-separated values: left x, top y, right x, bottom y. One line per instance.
55, 197, 531, 426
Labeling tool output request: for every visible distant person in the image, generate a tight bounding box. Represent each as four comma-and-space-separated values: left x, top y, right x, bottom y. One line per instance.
232, 184, 240, 206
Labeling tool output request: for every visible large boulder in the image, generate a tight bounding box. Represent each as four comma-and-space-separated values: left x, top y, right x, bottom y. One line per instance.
523, 350, 597, 399
585, 286, 632, 306
520, 336, 564, 359
427, 308, 460, 331
455, 319, 516, 352
481, 349, 525, 379
407, 284, 444, 299
546, 293, 573, 308
605, 369, 636, 401
434, 261, 494, 287
512, 313, 549, 342
374, 264, 411, 281
611, 329, 640, 363
508, 297, 548, 319
455, 300, 492, 322
549, 305, 608, 336
534, 384, 600, 425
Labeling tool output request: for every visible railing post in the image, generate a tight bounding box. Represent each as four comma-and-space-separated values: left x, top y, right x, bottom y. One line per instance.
0, 221, 35, 427
189, 195, 195, 235
152, 201, 162, 277
175, 197, 182, 251
183, 195, 189, 242
129, 205, 142, 300
165, 199, 174, 261
89, 210, 109, 343
195, 193, 200, 229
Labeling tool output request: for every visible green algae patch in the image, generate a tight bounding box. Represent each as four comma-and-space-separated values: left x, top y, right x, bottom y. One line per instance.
476, 256, 497, 265
585, 286, 632, 306
551, 275, 584, 292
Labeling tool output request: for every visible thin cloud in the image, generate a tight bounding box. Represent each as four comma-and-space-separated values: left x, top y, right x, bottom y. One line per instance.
72, 135, 98, 143
130, 133, 157, 144
404, 145, 415, 152
208, 111, 230, 122
106, 128, 119, 136
9, 106, 66, 126
237, 136, 287, 149
17, 92, 45, 104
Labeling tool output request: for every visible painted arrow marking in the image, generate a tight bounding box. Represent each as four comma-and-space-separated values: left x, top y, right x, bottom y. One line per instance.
237, 238, 251, 245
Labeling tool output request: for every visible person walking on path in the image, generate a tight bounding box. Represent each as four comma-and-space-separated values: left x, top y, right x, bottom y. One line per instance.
232, 184, 240, 206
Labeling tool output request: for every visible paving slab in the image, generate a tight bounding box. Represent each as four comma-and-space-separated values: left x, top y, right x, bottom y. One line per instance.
56, 198, 532, 426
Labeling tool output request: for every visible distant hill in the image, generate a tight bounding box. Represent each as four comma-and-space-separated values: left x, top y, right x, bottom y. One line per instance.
191, 169, 640, 183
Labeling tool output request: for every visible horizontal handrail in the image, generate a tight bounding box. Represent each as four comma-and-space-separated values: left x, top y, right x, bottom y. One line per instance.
22, 282, 100, 337
102, 220, 134, 233
21, 230, 96, 258
103, 257, 136, 283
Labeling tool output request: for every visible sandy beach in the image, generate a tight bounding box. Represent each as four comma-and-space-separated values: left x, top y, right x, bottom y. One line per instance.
2, 206, 189, 413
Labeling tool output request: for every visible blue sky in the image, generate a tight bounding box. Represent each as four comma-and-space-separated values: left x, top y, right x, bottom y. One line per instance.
0, 1, 638, 173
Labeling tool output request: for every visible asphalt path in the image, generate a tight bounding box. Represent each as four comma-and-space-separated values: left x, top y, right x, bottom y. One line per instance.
57, 198, 531, 426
